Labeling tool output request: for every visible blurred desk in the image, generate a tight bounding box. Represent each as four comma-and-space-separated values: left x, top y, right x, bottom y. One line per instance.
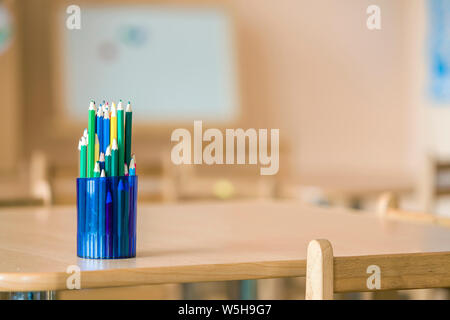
296, 171, 414, 207
0, 200, 449, 292
0, 180, 42, 207
298, 172, 413, 196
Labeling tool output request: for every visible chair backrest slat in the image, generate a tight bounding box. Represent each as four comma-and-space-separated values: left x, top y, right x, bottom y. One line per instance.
334, 251, 450, 293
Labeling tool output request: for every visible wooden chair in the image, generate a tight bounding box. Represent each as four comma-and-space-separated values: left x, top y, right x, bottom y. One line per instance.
305, 239, 450, 300
377, 192, 450, 228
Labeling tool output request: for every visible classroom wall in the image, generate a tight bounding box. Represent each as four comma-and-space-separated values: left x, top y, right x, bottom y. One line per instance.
0, 0, 21, 175
409, 0, 450, 160
227, 0, 417, 180
17, 0, 418, 184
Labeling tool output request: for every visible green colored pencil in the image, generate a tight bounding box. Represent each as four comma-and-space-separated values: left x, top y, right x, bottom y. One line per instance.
117, 100, 125, 176
111, 139, 118, 177
105, 145, 112, 177
87, 101, 96, 177
125, 101, 132, 167
94, 161, 101, 178
79, 137, 87, 178
123, 179, 130, 256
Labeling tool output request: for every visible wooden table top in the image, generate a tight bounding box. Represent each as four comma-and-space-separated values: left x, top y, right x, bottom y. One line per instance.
297, 171, 413, 195
1, 200, 450, 291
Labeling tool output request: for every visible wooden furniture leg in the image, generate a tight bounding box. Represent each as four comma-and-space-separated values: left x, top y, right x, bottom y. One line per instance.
306, 239, 334, 300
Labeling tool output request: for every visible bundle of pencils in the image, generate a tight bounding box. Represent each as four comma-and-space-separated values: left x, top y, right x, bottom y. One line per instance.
77, 100, 137, 259
78, 100, 136, 178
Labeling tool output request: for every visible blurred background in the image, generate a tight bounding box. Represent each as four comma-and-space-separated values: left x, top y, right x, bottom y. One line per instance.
1, 0, 450, 299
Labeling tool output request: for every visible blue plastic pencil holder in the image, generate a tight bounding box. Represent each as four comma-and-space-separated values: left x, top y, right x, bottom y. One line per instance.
77, 176, 138, 259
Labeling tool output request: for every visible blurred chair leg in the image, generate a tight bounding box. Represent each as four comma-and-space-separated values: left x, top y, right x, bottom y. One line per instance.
257, 278, 286, 299
9, 291, 56, 300
182, 283, 196, 300
240, 280, 257, 300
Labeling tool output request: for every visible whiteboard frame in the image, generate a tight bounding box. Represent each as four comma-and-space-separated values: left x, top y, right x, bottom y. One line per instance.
51, 0, 243, 142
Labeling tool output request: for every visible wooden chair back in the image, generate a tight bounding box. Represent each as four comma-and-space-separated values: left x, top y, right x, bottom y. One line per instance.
305, 239, 450, 300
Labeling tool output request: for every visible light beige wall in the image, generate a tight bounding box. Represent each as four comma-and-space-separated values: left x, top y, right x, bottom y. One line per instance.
409, 0, 450, 159
0, 0, 21, 175
227, 0, 417, 179
19, 0, 418, 183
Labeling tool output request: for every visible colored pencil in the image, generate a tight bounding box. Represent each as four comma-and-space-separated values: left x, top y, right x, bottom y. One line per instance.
94, 161, 101, 178
129, 172, 136, 254
99, 169, 106, 258
105, 146, 111, 177
96, 107, 103, 157
95, 134, 100, 163
111, 139, 118, 177
124, 163, 128, 176
87, 101, 96, 177
105, 190, 113, 256
79, 136, 87, 178
117, 100, 125, 176
125, 101, 132, 166
78, 138, 82, 173
103, 106, 110, 154
117, 179, 124, 257
110, 103, 117, 150
129, 158, 136, 176
99, 152, 105, 172
103, 102, 109, 117
123, 179, 130, 257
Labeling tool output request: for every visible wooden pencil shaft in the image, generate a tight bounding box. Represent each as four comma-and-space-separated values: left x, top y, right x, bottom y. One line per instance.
125, 111, 132, 166
118, 108, 125, 176
111, 148, 118, 177
80, 145, 87, 178
87, 108, 96, 177
105, 154, 111, 177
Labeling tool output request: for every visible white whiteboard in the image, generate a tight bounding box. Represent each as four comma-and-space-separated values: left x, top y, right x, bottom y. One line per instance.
60, 6, 239, 122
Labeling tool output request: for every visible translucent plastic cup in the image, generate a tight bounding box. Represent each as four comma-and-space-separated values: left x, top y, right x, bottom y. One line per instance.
77, 176, 138, 259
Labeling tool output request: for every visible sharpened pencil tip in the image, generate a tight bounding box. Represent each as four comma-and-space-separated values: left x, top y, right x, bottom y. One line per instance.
100, 169, 106, 177
105, 145, 111, 156
106, 191, 112, 203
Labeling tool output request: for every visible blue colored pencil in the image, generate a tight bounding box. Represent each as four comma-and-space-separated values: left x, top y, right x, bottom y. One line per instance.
129, 158, 136, 176
96, 107, 103, 156
123, 179, 130, 257
103, 108, 110, 154
105, 190, 113, 257
99, 152, 105, 172
117, 179, 124, 257
99, 170, 106, 258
